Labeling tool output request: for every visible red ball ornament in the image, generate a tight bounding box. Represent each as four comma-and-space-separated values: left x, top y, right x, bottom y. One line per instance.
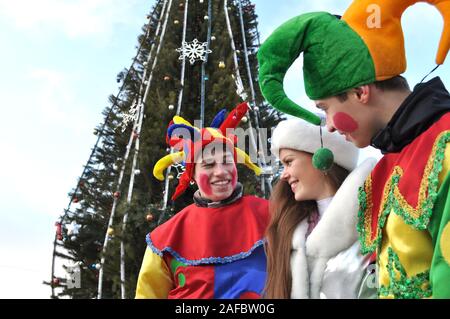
55, 222, 62, 237
113, 191, 120, 199
72, 197, 79, 203
52, 278, 60, 286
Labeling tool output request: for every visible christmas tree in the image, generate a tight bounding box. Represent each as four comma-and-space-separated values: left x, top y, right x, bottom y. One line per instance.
47, 0, 283, 299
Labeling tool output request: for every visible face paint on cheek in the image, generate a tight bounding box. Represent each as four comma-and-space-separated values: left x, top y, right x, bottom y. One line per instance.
230, 167, 237, 189
198, 174, 213, 196
333, 112, 358, 133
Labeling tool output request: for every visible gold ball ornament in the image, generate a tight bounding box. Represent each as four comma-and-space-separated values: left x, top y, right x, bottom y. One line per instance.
146, 214, 154, 222
107, 227, 114, 236
218, 61, 226, 69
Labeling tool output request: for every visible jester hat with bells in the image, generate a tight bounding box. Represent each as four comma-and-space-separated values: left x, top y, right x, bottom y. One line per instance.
153, 102, 262, 200
257, 0, 450, 167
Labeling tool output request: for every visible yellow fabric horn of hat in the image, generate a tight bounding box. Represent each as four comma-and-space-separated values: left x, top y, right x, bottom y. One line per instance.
153, 151, 185, 181
235, 147, 262, 176
343, 0, 450, 80
173, 115, 198, 128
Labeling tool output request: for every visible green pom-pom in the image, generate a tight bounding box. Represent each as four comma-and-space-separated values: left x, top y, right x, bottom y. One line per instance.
312, 148, 334, 171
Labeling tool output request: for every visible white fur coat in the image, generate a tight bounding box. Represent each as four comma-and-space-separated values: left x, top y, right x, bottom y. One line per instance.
290, 158, 377, 299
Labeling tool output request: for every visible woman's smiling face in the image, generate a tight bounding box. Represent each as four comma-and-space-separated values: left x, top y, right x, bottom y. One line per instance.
279, 148, 331, 201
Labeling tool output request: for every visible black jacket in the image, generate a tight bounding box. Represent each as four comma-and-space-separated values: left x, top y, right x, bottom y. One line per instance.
371, 77, 450, 154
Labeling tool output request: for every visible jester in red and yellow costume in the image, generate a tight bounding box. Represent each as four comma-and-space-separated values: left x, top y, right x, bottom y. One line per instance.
135, 103, 269, 299
257, 0, 450, 298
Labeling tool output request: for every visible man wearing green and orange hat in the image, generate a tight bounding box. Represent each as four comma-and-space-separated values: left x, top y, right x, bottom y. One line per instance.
258, 0, 450, 298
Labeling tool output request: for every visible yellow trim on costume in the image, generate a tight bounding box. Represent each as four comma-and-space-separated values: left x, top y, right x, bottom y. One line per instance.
361, 174, 374, 249
135, 247, 173, 299
361, 132, 450, 250
153, 151, 185, 181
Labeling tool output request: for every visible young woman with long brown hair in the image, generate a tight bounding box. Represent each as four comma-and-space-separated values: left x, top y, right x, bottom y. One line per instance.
265, 119, 377, 299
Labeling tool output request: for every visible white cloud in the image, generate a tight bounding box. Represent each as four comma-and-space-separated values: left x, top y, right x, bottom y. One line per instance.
28, 69, 74, 124
0, 0, 146, 40
0, 67, 99, 216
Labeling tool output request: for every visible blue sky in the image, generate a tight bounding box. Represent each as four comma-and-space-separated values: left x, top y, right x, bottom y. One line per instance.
0, 0, 448, 298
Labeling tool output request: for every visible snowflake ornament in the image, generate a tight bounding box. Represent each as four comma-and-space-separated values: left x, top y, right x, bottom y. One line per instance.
176, 39, 212, 65
232, 74, 248, 101
172, 162, 186, 179
118, 101, 140, 133
66, 220, 81, 236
